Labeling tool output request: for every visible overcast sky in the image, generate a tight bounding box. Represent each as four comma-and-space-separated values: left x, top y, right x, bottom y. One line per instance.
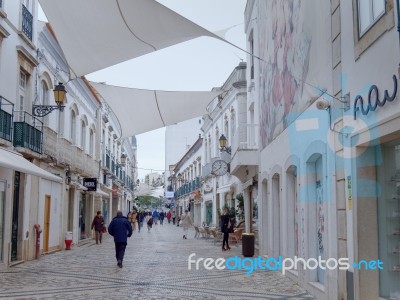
40, 0, 247, 180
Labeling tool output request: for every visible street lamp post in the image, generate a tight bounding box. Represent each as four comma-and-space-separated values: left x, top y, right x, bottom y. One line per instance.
32, 82, 67, 117
219, 134, 231, 154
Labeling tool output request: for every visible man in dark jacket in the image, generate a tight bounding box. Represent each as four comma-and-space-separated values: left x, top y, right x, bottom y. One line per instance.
91, 211, 104, 244
108, 211, 133, 268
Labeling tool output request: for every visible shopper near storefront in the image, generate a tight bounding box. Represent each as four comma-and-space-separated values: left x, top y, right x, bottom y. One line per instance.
91, 211, 105, 244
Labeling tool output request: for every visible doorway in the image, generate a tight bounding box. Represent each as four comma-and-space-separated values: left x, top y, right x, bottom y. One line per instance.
43, 196, 51, 252
11, 171, 21, 262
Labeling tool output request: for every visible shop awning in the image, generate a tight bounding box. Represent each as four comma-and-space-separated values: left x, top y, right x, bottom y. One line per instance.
95, 189, 110, 197
90, 81, 220, 137
0, 148, 62, 183
39, 0, 223, 78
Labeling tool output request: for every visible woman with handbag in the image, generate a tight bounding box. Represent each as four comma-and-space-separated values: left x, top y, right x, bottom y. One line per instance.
180, 209, 192, 239
220, 207, 231, 251
91, 211, 105, 244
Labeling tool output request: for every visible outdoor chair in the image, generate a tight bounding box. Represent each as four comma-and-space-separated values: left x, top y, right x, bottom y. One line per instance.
194, 226, 200, 239
198, 227, 206, 238
204, 227, 211, 239
229, 227, 244, 245
210, 229, 223, 245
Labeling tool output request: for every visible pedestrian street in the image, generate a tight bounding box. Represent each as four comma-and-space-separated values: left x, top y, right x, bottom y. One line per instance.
0, 224, 314, 299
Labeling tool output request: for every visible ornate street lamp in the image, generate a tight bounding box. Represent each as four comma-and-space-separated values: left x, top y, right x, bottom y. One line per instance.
219, 134, 231, 154
32, 82, 67, 117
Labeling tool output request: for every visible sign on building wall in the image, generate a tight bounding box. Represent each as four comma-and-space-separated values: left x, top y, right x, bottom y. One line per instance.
83, 178, 97, 191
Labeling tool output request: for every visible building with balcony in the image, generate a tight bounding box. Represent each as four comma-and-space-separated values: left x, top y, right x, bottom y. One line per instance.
0, 0, 65, 267
170, 135, 202, 225
201, 63, 247, 229
164, 117, 202, 198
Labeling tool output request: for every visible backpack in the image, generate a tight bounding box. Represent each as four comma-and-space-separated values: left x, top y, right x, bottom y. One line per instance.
147, 217, 153, 226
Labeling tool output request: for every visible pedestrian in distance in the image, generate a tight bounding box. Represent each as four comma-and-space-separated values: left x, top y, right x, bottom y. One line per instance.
145, 212, 153, 232
220, 207, 231, 251
166, 211, 171, 224
137, 211, 144, 232
160, 211, 165, 225
130, 209, 138, 231
172, 211, 176, 225
91, 211, 104, 244
152, 210, 159, 225
180, 209, 192, 239
107, 211, 133, 268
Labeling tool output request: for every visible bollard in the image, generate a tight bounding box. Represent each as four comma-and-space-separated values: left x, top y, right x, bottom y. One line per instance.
242, 233, 255, 257
65, 231, 73, 250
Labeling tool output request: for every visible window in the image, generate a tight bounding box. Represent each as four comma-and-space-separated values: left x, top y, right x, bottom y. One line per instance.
249, 31, 254, 79
81, 120, 86, 150
40, 81, 48, 105
230, 110, 236, 137
70, 111, 76, 144
19, 71, 26, 89
89, 129, 94, 157
18, 71, 27, 121
358, 0, 385, 35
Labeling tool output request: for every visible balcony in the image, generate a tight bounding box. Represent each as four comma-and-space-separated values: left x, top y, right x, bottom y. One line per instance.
21, 5, 33, 41
0, 96, 13, 143
230, 124, 258, 181
13, 111, 42, 154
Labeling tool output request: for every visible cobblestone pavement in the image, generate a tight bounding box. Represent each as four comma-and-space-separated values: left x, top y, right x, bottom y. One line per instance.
0, 223, 314, 299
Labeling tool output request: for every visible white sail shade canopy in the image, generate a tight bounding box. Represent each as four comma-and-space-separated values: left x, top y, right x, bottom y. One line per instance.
39, 0, 222, 78
89, 81, 220, 138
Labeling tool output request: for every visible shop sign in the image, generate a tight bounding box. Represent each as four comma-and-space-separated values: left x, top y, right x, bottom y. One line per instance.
353, 74, 397, 120
165, 191, 174, 198
83, 178, 97, 191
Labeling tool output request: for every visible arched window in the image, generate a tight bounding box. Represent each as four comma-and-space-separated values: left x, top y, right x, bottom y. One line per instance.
224, 117, 229, 145
40, 80, 50, 126
81, 120, 86, 150
230, 109, 236, 137
70, 110, 76, 144
89, 129, 94, 156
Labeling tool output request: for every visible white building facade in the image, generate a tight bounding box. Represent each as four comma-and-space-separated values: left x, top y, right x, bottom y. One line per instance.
201, 62, 250, 231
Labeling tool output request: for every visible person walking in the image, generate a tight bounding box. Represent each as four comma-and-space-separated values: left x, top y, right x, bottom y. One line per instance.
166, 211, 171, 224
91, 211, 104, 244
152, 210, 159, 225
172, 211, 176, 225
137, 211, 144, 232
220, 207, 231, 251
159, 211, 165, 225
130, 209, 138, 231
145, 212, 153, 232
180, 209, 192, 239
107, 211, 133, 268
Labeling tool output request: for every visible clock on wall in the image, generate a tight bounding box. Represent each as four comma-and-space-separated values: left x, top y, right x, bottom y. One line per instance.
212, 160, 229, 176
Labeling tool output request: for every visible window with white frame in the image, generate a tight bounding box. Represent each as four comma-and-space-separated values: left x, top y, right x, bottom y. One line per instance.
89, 129, 94, 156
358, 0, 385, 36
81, 120, 86, 150
70, 110, 76, 144
230, 110, 236, 137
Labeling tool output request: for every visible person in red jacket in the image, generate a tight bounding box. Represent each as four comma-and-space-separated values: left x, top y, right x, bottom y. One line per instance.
91, 211, 104, 244
166, 211, 172, 224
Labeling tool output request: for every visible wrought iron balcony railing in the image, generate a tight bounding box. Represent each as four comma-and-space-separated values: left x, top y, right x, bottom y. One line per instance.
21, 5, 33, 41
0, 96, 13, 142
13, 111, 43, 154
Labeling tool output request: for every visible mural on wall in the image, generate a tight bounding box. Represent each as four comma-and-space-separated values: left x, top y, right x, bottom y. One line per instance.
258, 0, 330, 149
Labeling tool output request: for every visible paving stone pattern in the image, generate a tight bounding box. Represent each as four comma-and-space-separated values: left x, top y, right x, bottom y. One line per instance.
0, 223, 314, 299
